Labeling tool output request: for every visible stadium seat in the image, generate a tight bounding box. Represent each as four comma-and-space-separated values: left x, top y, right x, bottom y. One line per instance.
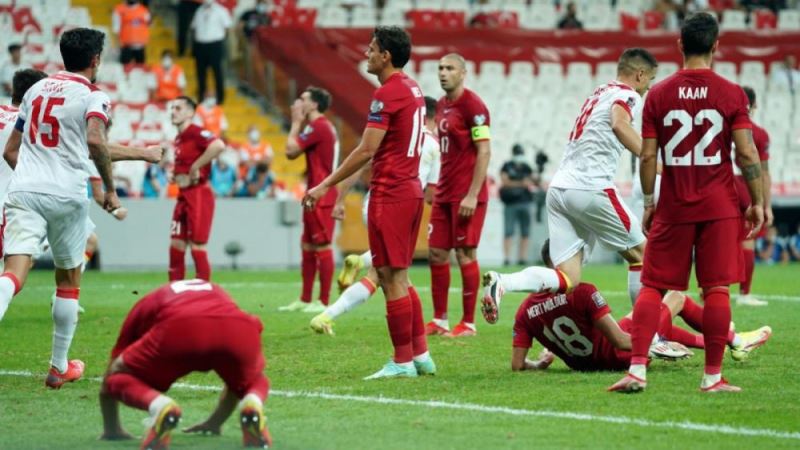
508, 60, 534, 81
523, 4, 556, 30
581, 3, 616, 31
565, 62, 593, 94
537, 62, 563, 90
713, 61, 738, 82
753, 9, 777, 30
721, 10, 748, 31
616, 0, 647, 13
655, 61, 679, 83
379, 7, 407, 27
316, 5, 347, 27
479, 60, 505, 84
595, 62, 618, 85
777, 9, 800, 30
351, 6, 377, 28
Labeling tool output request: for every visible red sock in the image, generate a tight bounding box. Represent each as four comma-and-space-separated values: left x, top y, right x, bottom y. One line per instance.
191, 249, 211, 280
460, 261, 480, 324
408, 286, 428, 356
668, 325, 705, 349
300, 249, 316, 303
317, 249, 334, 306
630, 286, 663, 365
168, 246, 185, 281
430, 262, 450, 320
678, 295, 704, 332
741, 248, 755, 295
103, 372, 160, 411
385, 296, 413, 364
702, 287, 731, 375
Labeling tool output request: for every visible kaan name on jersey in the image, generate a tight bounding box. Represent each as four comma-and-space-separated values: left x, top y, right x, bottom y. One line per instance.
679, 86, 708, 100
525, 294, 568, 319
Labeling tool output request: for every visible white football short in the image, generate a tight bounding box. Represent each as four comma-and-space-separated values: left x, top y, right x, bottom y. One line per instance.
630, 174, 662, 222
4, 192, 90, 269
547, 187, 645, 266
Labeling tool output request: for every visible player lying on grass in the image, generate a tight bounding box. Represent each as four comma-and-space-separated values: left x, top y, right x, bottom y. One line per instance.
99, 280, 271, 450
509, 241, 771, 372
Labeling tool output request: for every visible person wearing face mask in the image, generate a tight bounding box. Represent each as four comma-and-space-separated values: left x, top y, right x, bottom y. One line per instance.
195, 92, 228, 137
499, 144, 536, 267
149, 49, 187, 103
238, 0, 271, 40
191, 0, 232, 105
239, 125, 273, 168
112, 0, 151, 65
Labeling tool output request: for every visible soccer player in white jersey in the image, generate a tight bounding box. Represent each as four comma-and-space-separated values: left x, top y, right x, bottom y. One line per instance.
309, 96, 441, 335
0, 28, 124, 389
481, 48, 658, 324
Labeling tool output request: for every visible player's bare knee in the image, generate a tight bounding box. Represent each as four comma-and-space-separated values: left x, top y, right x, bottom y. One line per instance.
189, 242, 207, 251
620, 245, 644, 264
429, 247, 449, 264
55, 267, 82, 288
170, 239, 187, 251
455, 247, 476, 266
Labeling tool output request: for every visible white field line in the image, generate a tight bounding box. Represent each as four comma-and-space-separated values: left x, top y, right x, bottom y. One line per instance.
0, 369, 798, 441
23, 280, 800, 303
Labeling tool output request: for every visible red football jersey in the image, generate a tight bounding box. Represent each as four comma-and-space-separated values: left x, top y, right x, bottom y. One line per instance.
642, 68, 751, 223
512, 283, 619, 371
173, 124, 216, 183
111, 280, 251, 358
435, 89, 490, 203
298, 115, 338, 206
733, 122, 769, 209
365, 72, 426, 203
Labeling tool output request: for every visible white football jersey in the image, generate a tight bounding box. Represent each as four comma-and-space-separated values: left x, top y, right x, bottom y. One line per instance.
550, 81, 642, 190
419, 128, 440, 188
0, 104, 19, 209
9, 71, 111, 200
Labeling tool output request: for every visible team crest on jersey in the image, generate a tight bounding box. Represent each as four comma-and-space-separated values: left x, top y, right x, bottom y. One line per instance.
200, 130, 213, 138
592, 292, 607, 308
370, 100, 384, 113
626, 97, 636, 109
102, 102, 110, 113
473, 114, 486, 126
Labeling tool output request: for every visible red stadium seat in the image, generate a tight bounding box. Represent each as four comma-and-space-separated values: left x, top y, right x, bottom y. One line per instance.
620, 12, 640, 32
407, 10, 465, 29
754, 9, 777, 30
643, 10, 664, 30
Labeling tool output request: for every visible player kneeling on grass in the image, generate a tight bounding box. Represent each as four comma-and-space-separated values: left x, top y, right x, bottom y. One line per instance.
99, 280, 272, 450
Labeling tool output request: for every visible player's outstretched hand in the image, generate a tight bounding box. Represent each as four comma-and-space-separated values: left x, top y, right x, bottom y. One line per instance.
745, 205, 765, 239
111, 206, 128, 221
144, 145, 166, 163
642, 205, 655, 236
332, 201, 345, 220
98, 429, 134, 441
104, 191, 121, 213
303, 184, 328, 210
183, 421, 222, 436
765, 205, 774, 227
458, 195, 477, 217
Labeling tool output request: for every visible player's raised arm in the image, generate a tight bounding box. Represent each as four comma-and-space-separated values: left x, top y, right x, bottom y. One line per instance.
285, 99, 307, 160
610, 103, 642, 156
106, 142, 165, 163
87, 116, 120, 212
733, 128, 764, 237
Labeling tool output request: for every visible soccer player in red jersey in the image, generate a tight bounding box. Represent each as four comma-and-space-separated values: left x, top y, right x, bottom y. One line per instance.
304, 27, 436, 379
425, 53, 492, 338
280, 86, 339, 313
167, 96, 225, 282
734, 86, 772, 307
99, 280, 271, 449
610, 12, 764, 393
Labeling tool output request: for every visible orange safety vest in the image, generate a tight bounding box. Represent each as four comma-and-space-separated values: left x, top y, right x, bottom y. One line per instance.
196, 104, 225, 136
241, 141, 273, 162
151, 64, 184, 101
115, 4, 151, 47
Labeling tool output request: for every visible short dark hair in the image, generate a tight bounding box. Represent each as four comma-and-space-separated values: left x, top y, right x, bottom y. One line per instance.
424, 96, 437, 119
372, 26, 411, 69
12, 69, 47, 105
512, 144, 524, 156
8, 44, 21, 54
175, 95, 197, 110
541, 239, 552, 268
60, 28, 106, 72
681, 12, 718, 57
742, 86, 756, 108
305, 86, 332, 113
161, 49, 174, 58
618, 48, 658, 75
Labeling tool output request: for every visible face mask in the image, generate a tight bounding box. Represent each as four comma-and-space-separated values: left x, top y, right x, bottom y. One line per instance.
204, 0, 215, 5
248, 130, 260, 142
203, 97, 216, 108
513, 155, 526, 164
256, 3, 267, 13
161, 57, 173, 68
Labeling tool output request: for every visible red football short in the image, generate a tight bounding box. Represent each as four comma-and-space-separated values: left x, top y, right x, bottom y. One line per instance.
642, 217, 741, 291
171, 184, 215, 244
121, 315, 266, 397
368, 198, 423, 269
428, 201, 487, 250
302, 204, 335, 245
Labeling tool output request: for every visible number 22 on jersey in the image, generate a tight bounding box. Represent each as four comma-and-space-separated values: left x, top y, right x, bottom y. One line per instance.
29, 95, 64, 148
662, 109, 723, 167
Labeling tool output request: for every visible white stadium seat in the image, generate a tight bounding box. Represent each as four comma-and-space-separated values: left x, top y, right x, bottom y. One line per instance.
713, 61, 738, 83
778, 9, 800, 30
523, 4, 556, 30
721, 10, 748, 31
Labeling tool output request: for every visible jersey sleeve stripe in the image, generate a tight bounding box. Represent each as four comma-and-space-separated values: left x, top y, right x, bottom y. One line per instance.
612, 99, 633, 119
86, 112, 109, 126
732, 121, 752, 130
365, 122, 389, 130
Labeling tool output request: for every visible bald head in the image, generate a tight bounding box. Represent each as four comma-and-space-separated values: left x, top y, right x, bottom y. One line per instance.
439, 53, 467, 95
441, 53, 466, 70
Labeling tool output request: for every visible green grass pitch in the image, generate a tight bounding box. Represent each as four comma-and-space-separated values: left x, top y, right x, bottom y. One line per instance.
1, 264, 799, 449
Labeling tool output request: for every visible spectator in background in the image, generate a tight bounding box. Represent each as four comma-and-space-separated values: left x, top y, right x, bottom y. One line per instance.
195, 92, 228, 137
177, 0, 203, 56
142, 158, 170, 198
192, 0, 232, 105
789, 224, 800, 261
741, 0, 786, 14
499, 144, 536, 266
771, 54, 800, 95
237, 161, 274, 198
240, 125, 273, 165
211, 155, 239, 197
1, 44, 23, 96
238, 0, 270, 40
757, 226, 789, 264
557, 2, 583, 30
112, 0, 151, 65
149, 49, 187, 102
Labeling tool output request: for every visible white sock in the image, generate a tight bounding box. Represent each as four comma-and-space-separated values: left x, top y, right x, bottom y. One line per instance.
51, 293, 80, 373
462, 322, 476, 331
730, 334, 742, 347
326, 281, 373, 319
148, 394, 174, 418
413, 351, 431, 363
432, 318, 449, 330
629, 364, 647, 380
701, 373, 721, 388
628, 266, 642, 305
0, 275, 18, 321
360, 251, 372, 269
240, 393, 263, 408
499, 266, 563, 293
